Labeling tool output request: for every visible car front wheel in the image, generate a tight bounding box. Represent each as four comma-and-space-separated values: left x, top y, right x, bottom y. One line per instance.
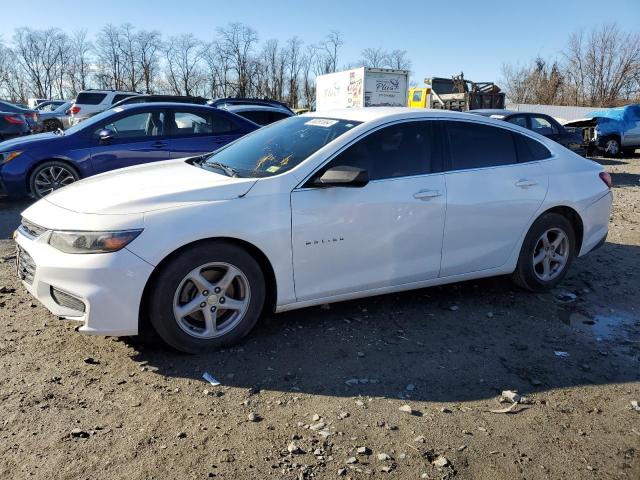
512, 213, 576, 291
148, 242, 265, 353
29, 161, 80, 199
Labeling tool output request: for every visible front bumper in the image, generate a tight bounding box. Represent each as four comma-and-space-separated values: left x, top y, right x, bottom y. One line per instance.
14, 229, 154, 336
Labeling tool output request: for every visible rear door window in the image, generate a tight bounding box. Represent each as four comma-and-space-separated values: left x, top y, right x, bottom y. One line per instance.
171, 110, 237, 136
445, 121, 518, 170
76, 92, 108, 105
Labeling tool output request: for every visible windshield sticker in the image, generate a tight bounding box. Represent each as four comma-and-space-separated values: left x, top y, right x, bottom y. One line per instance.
305, 118, 339, 127
266, 165, 281, 173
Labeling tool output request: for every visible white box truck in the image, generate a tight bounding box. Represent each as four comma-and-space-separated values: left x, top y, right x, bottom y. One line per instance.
315, 67, 409, 111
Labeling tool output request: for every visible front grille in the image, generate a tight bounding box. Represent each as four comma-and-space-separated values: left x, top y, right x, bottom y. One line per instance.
16, 246, 36, 285
50, 287, 86, 313
19, 218, 47, 238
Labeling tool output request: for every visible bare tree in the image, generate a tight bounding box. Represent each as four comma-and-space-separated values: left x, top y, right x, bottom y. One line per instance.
95, 24, 125, 89
164, 33, 203, 96
67, 30, 93, 96
285, 37, 303, 106
388, 49, 412, 71
136, 29, 162, 94
318, 30, 343, 74
217, 23, 259, 97
360, 47, 389, 68
563, 24, 640, 106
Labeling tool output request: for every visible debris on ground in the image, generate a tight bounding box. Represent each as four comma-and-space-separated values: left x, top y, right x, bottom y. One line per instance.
631, 400, 640, 412
554, 351, 570, 358
500, 390, 530, 404
202, 372, 221, 386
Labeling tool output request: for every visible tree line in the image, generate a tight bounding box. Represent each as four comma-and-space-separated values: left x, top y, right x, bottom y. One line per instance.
501, 24, 640, 107
0, 23, 412, 108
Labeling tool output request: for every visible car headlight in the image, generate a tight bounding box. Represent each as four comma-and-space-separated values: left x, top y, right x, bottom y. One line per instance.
0, 151, 23, 165
48, 229, 143, 254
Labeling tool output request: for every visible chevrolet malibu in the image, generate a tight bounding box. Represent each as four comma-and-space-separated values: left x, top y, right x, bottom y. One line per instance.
15, 109, 612, 353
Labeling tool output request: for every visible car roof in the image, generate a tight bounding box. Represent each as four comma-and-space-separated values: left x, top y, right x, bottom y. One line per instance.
222, 104, 292, 114
113, 102, 217, 110
302, 107, 499, 123
468, 109, 517, 116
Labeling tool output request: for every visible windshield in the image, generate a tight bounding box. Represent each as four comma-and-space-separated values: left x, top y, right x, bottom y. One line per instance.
203, 116, 361, 177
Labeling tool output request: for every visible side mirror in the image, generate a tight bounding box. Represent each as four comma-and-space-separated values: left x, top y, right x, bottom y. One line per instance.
312, 165, 369, 188
98, 128, 114, 145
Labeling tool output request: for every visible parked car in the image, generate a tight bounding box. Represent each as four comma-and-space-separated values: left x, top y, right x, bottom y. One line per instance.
0, 102, 258, 199
34, 100, 68, 112
469, 109, 586, 156
563, 104, 640, 157
69, 89, 141, 125
219, 104, 293, 126
39, 101, 73, 131
0, 112, 30, 141
110, 94, 210, 109
209, 98, 294, 113
14, 109, 612, 353
27, 98, 48, 108
0, 100, 42, 133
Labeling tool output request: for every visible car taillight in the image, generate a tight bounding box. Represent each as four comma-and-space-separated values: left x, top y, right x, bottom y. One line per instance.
70, 106, 80, 115
599, 171, 612, 189
4, 115, 25, 124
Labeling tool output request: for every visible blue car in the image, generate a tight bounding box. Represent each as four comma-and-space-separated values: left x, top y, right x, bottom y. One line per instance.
0, 102, 258, 199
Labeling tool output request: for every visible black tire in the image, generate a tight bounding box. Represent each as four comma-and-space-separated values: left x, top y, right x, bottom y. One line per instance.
28, 160, 80, 199
148, 241, 265, 353
511, 213, 576, 292
622, 148, 637, 158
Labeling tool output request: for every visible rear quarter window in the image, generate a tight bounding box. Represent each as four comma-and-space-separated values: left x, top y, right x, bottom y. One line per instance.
446, 121, 518, 170
75, 93, 108, 105
514, 133, 552, 162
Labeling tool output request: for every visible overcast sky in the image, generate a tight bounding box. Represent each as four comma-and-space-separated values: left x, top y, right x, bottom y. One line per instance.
3, 0, 640, 84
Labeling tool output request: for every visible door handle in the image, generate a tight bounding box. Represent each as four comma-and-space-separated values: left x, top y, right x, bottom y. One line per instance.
151, 141, 167, 148
515, 179, 538, 188
413, 189, 442, 200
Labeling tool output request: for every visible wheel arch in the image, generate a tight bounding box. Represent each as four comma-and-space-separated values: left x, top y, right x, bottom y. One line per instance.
138, 237, 278, 333
536, 205, 584, 253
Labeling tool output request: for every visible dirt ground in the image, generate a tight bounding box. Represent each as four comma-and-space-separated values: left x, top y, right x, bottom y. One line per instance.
0, 156, 638, 480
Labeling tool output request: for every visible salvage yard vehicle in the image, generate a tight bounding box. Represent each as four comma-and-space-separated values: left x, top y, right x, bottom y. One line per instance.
564, 104, 640, 157
469, 109, 586, 156
0, 102, 258, 199
14, 108, 612, 353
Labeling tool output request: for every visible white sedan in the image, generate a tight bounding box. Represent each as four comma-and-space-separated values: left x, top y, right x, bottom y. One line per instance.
14, 108, 612, 353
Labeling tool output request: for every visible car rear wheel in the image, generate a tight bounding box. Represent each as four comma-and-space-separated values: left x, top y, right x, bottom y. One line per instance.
29, 161, 80, 199
148, 242, 265, 353
512, 213, 576, 292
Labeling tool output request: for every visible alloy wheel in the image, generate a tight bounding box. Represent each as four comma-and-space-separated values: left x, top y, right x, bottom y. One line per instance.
532, 228, 569, 281
172, 262, 251, 339
605, 139, 620, 156
33, 165, 77, 197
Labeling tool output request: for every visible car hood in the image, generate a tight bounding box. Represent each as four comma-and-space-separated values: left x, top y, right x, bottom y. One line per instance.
44, 159, 259, 215
0, 131, 58, 150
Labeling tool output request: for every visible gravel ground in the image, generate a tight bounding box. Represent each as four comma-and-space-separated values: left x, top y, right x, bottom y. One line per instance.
0, 156, 638, 480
